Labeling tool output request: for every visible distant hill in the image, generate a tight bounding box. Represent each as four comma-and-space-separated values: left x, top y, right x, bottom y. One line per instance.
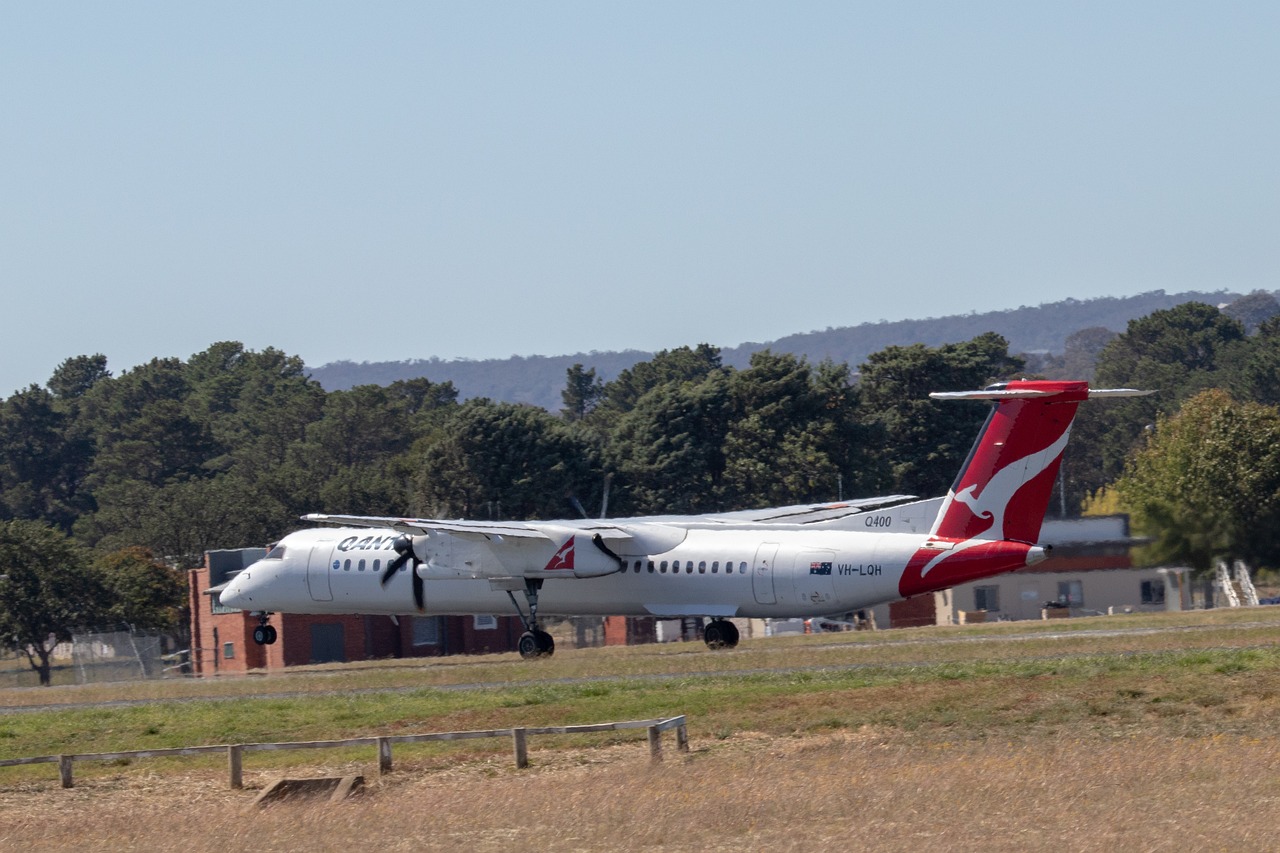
308, 290, 1251, 410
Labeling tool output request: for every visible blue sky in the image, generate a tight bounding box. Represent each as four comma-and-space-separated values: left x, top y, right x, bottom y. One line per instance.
2, 2, 1277, 396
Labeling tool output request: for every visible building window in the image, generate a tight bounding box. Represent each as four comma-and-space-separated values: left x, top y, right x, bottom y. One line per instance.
974, 586, 1000, 612
474, 615, 498, 630
412, 616, 441, 646
1057, 580, 1084, 607
210, 591, 236, 616
223, 642, 235, 660
1141, 580, 1166, 605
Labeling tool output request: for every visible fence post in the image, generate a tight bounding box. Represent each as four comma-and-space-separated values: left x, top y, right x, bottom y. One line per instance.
378, 737, 393, 777
648, 725, 663, 763
676, 720, 689, 754
58, 755, 73, 789
512, 728, 528, 769
227, 745, 243, 789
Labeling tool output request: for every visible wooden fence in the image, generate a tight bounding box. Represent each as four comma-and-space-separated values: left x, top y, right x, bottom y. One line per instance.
0, 714, 689, 790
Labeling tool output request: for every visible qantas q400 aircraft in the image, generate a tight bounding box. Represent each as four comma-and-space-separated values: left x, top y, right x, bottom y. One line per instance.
218, 380, 1148, 658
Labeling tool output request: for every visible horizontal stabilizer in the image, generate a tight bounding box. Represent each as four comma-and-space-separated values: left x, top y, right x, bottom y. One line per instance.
931, 387, 1152, 402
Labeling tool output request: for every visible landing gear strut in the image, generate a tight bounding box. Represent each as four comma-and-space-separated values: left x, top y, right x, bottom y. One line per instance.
703, 618, 739, 650
505, 579, 555, 659
251, 613, 277, 646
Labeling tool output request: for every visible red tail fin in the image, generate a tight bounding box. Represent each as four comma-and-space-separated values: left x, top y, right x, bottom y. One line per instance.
897, 381, 1151, 599
928, 380, 1090, 544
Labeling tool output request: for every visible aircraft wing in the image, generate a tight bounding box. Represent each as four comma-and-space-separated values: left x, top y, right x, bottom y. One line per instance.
300, 513, 633, 543
685, 495, 919, 525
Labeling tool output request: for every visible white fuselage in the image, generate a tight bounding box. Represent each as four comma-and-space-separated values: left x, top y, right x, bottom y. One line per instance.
220, 524, 942, 620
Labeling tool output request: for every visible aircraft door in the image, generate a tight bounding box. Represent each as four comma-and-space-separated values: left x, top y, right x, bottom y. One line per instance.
306, 540, 335, 602
794, 549, 836, 610
752, 543, 780, 605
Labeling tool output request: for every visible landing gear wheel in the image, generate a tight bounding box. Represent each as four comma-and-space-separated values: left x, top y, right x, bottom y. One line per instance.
518, 630, 555, 659
252, 616, 277, 646
703, 619, 740, 650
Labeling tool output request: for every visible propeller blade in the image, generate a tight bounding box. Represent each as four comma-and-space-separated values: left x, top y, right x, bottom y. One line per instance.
384, 535, 414, 586
412, 569, 425, 612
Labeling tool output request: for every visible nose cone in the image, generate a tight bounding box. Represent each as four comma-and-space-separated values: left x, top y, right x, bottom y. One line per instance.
217, 565, 260, 610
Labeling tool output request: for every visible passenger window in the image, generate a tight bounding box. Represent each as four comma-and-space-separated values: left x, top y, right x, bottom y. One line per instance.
358, 559, 366, 572
686, 563, 693, 574
726, 561, 733, 574
698, 561, 706, 574
739, 561, 748, 573
373, 559, 381, 572
648, 561, 655, 573
660, 561, 668, 573
344, 559, 352, 571
712, 561, 719, 574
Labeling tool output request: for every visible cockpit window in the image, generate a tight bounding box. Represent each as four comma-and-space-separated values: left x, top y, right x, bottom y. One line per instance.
265, 545, 286, 560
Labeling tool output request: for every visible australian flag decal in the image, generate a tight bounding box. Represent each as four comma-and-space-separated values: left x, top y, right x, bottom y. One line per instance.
809, 561, 832, 575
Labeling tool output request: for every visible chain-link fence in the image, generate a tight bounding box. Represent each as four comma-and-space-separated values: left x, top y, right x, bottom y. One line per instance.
69, 629, 167, 684
0, 629, 175, 688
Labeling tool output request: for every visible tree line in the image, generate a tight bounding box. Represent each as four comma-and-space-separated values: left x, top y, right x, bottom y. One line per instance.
3, 298, 1280, 682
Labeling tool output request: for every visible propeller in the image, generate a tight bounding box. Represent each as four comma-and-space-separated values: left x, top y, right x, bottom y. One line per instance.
384, 534, 425, 611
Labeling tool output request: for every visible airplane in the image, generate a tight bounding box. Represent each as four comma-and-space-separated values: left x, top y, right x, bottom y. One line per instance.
217, 379, 1150, 658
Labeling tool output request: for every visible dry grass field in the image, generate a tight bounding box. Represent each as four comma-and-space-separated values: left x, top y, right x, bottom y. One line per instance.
4, 608, 1280, 851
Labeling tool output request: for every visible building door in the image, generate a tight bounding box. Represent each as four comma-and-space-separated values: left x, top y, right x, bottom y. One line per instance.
307, 540, 335, 602
310, 623, 345, 664
753, 543, 780, 605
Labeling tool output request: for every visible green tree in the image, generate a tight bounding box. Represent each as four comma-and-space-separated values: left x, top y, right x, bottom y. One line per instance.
0, 520, 106, 685
1064, 303, 1247, 513
596, 344, 722, 417
561, 364, 604, 423
47, 353, 111, 400
1230, 316, 1280, 407
1095, 390, 1280, 571
75, 475, 287, 568
415, 401, 598, 519
0, 385, 91, 529
97, 546, 188, 634
608, 372, 734, 515
857, 333, 1023, 496
720, 352, 843, 507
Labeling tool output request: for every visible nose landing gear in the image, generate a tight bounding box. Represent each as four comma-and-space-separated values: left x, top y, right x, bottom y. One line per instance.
251, 613, 277, 645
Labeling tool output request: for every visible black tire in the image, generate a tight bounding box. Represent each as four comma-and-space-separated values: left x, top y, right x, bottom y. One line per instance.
518, 632, 541, 659
263, 625, 278, 645
704, 621, 727, 650
720, 619, 740, 648
534, 629, 555, 657
704, 619, 739, 650
252, 625, 267, 645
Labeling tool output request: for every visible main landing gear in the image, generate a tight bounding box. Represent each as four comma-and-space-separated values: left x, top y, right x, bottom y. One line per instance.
702, 618, 740, 650
505, 579, 555, 659
251, 613, 277, 646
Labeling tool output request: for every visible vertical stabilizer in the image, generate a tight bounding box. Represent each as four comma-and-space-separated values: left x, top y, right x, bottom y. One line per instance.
896, 381, 1150, 599
928, 380, 1089, 545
